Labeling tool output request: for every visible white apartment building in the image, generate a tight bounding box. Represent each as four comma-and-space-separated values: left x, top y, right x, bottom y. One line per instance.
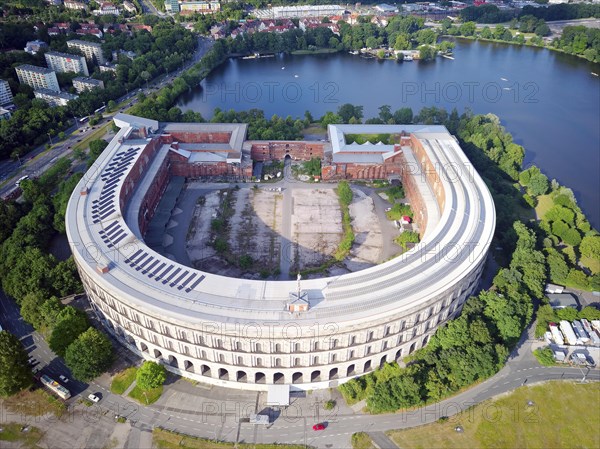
67, 40, 106, 65
73, 77, 105, 93
45, 51, 90, 76
15, 65, 60, 92
34, 88, 79, 107
0, 80, 14, 106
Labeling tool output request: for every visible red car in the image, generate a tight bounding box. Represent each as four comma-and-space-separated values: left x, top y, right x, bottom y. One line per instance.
312, 423, 325, 431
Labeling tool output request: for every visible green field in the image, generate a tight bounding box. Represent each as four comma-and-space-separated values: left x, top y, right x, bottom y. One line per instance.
3, 388, 66, 418
534, 193, 554, 220
351, 432, 376, 449
387, 381, 600, 449
153, 428, 311, 449
110, 367, 138, 394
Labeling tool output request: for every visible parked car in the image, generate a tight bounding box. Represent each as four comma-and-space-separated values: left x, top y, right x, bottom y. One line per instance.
312, 423, 325, 431
88, 393, 100, 403
59, 375, 69, 383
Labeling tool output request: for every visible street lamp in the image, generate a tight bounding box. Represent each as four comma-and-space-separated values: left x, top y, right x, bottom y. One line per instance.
47, 133, 53, 146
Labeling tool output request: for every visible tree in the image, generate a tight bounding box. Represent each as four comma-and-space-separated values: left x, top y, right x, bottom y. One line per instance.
393, 107, 413, 124
65, 328, 113, 381
337, 104, 363, 124
320, 111, 343, 128
20, 291, 46, 330
136, 361, 167, 390
48, 306, 89, 357
419, 45, 436, 61
39, 296, 64, 329
88, 139, 109, 167
580, 235, 600, 260
459, 22, 477, 37
578, 306, 600, 321
0, 331, 31, 397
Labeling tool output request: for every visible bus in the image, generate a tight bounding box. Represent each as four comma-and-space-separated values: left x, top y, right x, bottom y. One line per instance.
94, 105, 106, 114
79, 116, 89, 124
40, 374, 71, 400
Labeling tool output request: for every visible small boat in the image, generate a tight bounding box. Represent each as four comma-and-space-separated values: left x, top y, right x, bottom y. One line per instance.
592, 72, 599, 77
500, 77, 508, 81
502, 87, 512, 90
404, 55, 413, 61
281, 66, 285, 69
294, 74, 299, 78
441, 54, 454, 60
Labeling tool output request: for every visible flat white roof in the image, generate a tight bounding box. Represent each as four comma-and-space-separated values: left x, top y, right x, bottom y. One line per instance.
66, 118, 495, 327
267, 384, 290, 406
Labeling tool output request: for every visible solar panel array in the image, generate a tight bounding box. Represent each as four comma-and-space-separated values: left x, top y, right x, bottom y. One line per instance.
91, 146, 141, 224
123, 249, 205, 293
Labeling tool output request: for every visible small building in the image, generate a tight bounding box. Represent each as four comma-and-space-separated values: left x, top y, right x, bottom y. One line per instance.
123, 0, 137, 13
64, 0, 86, 9
0, 79, 14, 106
24, 40, 49, 55
96, 2, 120, 15
99, 63, 118, 73
0, 107, 11, 121
545, 283, 565, 294
375, 3, 398, 13
72, 77, 105, 93
547, 293, 578, 310
34, 88, 79, 107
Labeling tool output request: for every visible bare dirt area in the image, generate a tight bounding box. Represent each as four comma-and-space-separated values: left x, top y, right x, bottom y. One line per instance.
186, 188, 282, 278
291, 188, 343, 272
346, 189, 384, 271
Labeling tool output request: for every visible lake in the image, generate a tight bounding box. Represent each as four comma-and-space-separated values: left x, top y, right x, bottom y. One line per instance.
177, 39, 600, 228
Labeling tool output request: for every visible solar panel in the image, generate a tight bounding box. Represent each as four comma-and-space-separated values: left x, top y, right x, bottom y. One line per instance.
106, 225, 122, 238
112, 233, 127, 246
178, 273, 196, 289
149, 262, 166, 278
136, 256, 153, 271
124, 249, 143, 264
142, 259, 160, 274
170, 270, 189, 287
99, 210, 116, 220
155, 265, 174, 281
132, 251, 149, 265
162, 267, 181, 284
185, 275, 205, 293
104, 221, 119, 232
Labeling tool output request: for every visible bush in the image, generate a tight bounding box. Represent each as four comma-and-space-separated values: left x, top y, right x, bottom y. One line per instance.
395, 231, 420, 250
323, 399, 336, 410
533, 347, 556, 366
239, 254, 253, 269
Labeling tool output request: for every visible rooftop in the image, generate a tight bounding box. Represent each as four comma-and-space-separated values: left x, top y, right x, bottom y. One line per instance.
16, 64, 54, 75
34, 88, 78, 100
46, 50, 84, 59
67, 39, 103, 48
73, 76, 103, 85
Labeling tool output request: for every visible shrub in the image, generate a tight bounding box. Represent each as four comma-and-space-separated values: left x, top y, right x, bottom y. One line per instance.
533, 347, 556, 366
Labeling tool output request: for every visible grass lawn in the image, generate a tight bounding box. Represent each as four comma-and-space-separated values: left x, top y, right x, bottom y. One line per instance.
72, 121, 112, 152
387, 381, 600, 449
3, 388, 66, 417
153, 428, 310, 449
351, 432, 376, 449
128, 385, 163, 405
534, 194, 554, 220
302, 124, 326, 136
0, 423, 44, 448
110, 367, 138, 394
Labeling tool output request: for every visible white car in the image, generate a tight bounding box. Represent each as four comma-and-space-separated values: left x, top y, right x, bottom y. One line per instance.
59, 375, 69, 383
88, 393, 100, 403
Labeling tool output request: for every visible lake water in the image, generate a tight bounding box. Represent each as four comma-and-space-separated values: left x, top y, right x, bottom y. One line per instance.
177, 40, 600, 228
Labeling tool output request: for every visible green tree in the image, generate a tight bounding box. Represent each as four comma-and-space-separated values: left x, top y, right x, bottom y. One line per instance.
65, 328, 113, 381
48, 306, 89, 357
320, 111, 343, 128
580, 235, 600, 259
556, 307, 578, 322
88, 139, 109, 167
0, 331, 31, 397
578, 306, 600, 321
136, 360, 167, 390
20, 291, 46, 330
39, 296, 64, 329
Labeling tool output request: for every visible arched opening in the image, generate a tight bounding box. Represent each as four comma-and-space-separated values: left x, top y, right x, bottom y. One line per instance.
236, 370, 247, 382
218, 368, 229, 380
311, 370, 321, 382
126, 335, 135, 346
139, 342, 149, 353
292, 372, 303, 384
363, 360, 372, 373
346, 364, 356, 377
409, 343, 416, 354
422, 335, 429, 347
380, 355, 387, 368
184, 360, 195, 373
168, 355, 179, 368
153, 349, 163, 359
395, 349, 402, 360
329, 368, 339, 380
200, 365, 211, 376
106, 320, 115, 330
255, 372, 266, 384
273, 372, 285, 384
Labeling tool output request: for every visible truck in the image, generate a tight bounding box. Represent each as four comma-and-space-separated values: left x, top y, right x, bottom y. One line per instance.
40, 374, 71, 400
559, 320, 578, 346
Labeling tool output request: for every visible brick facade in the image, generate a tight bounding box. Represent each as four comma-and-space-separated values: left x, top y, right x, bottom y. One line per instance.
162, 131, 231, 144
250, 141, 324, 162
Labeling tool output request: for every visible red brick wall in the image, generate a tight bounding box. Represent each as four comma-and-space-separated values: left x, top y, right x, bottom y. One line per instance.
169, 158, 252, 179
250, 142, 324, 162
163, 131, 231, 144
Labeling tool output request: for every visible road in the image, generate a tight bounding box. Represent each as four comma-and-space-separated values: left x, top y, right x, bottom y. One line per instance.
138, 0, 167, 17
0, 36, 213, 199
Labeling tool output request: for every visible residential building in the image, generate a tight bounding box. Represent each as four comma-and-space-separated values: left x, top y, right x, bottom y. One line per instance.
64, 0, 86, 9
0, 80, 14, 106
34, 88, 79, 107
45, 51, 90, 76
253, 4, 345, 19
166, 0, 220, 14
95, 2, 120, 15
99, 63, 117, 73
123, 0, 137, 13
24, 40, 49, 55
15, 65, 60, 92
73, 77, 105, 93
67, 40, 106, 65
